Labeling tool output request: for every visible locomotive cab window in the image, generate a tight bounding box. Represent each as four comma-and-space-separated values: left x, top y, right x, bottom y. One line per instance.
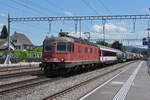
90, 48, 93, 53
85, 47, 88, 53
57, 42, 67, 51
44, 41, 53, 52
95, 48, 97, 54
78, 46, 82, 53
67, 42, 71, 51
71, 43, 74, 52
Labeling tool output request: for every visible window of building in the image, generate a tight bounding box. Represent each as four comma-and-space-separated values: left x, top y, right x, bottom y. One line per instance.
15, 46, 21, 50
12, 39, 17, 43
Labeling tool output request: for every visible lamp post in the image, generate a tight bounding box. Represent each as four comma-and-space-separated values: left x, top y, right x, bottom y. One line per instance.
147, 20, 150, 57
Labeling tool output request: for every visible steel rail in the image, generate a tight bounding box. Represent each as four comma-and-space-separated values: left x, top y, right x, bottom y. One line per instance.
43, 61, 136, 100
0, 77, 60, 95
0, 66, 40, 72
0, 70, 43, 80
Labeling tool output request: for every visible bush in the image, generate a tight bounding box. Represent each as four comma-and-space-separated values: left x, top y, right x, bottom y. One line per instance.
12, 50, 42, 62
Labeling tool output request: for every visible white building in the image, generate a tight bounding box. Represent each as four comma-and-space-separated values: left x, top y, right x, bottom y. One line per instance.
11, 32, 34, 50
0, 39, 14, 50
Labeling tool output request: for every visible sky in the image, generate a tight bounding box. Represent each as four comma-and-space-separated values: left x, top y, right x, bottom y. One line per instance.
0, 0, 150, 47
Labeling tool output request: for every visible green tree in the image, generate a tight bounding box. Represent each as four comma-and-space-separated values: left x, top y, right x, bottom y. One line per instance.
131, 48, 138, 53
141, 50, 147, 58
96, 41, 109, 47
111, 41, 123, 50
0, 25, 8, 39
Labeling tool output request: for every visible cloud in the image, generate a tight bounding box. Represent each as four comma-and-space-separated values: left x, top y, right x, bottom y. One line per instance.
92, 23, 128, 33
141, 8, 150, 12
64, 11, 73, 16
65, 30, 145, 47
68, 31, 105, 41
0, 24, 4, 27
0, 13, 5, 16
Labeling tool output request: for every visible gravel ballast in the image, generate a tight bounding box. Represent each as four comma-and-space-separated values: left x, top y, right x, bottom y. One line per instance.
0, 61, 139, 100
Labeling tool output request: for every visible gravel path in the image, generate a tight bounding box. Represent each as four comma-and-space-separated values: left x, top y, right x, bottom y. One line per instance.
0, 61, 139, 100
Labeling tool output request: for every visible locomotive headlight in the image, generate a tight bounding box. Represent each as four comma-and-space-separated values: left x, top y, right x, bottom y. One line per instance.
61, 58, 65, 62
44, 58, 48, 61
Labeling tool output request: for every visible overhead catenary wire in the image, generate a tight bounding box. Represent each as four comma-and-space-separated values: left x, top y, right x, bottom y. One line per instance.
0, 1, 39, 17
11, 0, 49, 16
97, 0, 112, 14
81, 0, 100, 15
23, 0, 62, 16
46, 0, 65, 11
5, 0, 52, 35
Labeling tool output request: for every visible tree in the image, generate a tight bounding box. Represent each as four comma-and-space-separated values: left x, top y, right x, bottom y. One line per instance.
96, 41, 110, 47
141, 50, 147, 58
96, 41, 109, 47
111, 41, 123, 50
131, 48, 138, 53
0, 25, 8, 39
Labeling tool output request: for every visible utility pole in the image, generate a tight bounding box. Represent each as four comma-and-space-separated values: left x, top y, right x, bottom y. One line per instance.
102, 19, 106, 45
147, 20, 150, 57
48, 20, 52, 35
79, 20, 81, 38
4, 13, 11, 64
74, 20, 78, 34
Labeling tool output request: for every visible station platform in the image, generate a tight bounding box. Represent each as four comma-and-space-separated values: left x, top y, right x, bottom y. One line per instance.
80, 61, 150, 100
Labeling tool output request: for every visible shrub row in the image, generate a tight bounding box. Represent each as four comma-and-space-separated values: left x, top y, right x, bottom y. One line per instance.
0, 50, 42, 62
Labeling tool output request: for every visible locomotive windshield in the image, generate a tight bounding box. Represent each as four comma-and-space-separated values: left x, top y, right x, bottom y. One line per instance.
44, 41, 53, 52
57, 42, 67, 51
56, 42, 71, 52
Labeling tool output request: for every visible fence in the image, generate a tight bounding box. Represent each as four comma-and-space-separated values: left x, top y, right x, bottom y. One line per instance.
0, 51, 42, 64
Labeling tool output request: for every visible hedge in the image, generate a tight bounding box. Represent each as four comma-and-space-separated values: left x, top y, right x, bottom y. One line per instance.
0, 50, 42, 62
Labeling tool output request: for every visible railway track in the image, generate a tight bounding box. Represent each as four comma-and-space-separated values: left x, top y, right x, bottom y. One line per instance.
43, 61, 135, 100
0, 70, 43, 80
0, 77, 61, 95
0, 66, 40, 72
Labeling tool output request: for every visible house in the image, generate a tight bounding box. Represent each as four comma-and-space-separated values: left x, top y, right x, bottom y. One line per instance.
11, 32, 34, 50
0, 39, 14, 50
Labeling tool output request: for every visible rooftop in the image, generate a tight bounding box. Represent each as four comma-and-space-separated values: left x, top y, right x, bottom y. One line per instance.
11, 32, 33, 46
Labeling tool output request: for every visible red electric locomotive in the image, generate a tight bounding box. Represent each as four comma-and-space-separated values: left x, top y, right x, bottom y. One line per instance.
40, 32, 100, 75
40, 32, 143, 76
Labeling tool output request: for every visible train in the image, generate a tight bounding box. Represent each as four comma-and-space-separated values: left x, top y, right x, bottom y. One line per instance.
40, 32, 143, 76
